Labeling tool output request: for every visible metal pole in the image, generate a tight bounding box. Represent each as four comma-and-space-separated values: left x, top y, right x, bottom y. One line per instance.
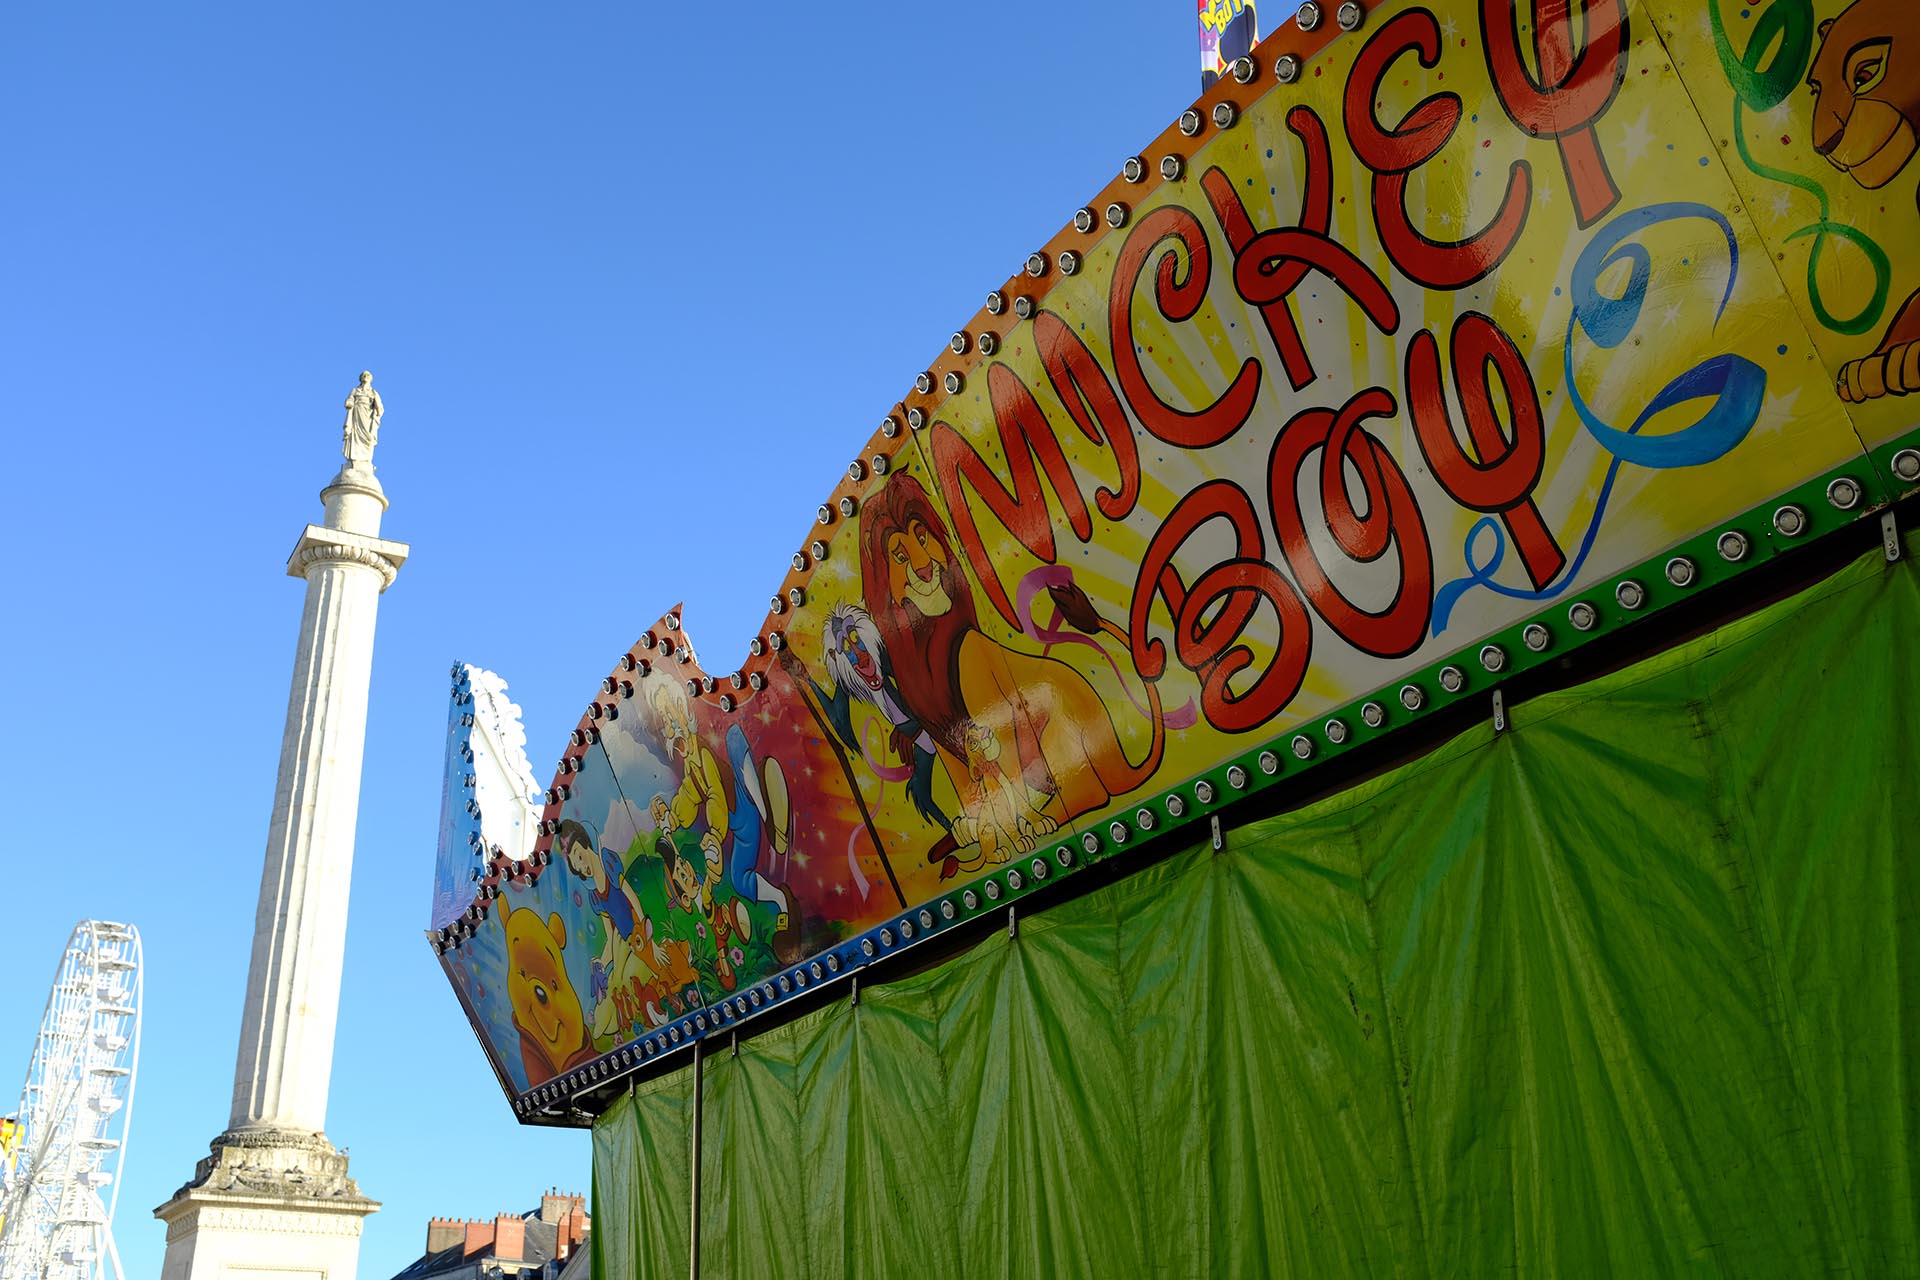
688, 1039, 703, 1280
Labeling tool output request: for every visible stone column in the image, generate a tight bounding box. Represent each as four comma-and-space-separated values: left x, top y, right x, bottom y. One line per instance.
157, 436, 405, 1279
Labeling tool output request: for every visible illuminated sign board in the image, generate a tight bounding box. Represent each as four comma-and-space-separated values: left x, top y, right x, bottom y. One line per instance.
435, 0, 1920, 1118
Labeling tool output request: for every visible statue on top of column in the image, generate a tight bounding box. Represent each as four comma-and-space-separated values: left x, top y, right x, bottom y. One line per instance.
342, 371, 384, 465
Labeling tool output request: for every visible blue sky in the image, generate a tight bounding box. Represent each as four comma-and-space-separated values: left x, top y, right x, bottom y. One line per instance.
0, 2, 1195, 1273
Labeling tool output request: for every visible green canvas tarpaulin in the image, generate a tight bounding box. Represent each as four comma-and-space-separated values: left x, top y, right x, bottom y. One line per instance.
594, 536, 1919, 1278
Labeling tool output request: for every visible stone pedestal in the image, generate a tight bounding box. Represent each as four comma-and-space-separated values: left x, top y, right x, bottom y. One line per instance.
155, 1131, 378, 1280
157, 454, 406, 1279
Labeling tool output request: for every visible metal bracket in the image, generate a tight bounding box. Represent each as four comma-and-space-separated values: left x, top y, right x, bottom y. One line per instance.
1492, 688, 1507, 734
731, 1032, 739, 1059
1008, 906, 1019, 939
849, 977, 859, 1006
1210, 814, 1223, 852
1884, 510, 1901, 563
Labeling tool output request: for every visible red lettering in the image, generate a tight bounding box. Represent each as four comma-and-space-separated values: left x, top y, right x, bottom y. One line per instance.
1200, 106, 1337, 390
1482, 0, 1628, 227
1405, 313, 1565, 588
1035, 311, 1141, 523
1133, 481, 1313, 732
1268, 388, 1434, 658
931, 319, 1146, 630
1109, 206, 1261, 448
1344, 10, 1531, 289
931, 364, 1090, 629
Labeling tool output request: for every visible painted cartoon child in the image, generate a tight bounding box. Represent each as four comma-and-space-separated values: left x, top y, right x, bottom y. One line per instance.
645, 679, 803, 965
557, 817, 681, 1020
659, 832, 751, 991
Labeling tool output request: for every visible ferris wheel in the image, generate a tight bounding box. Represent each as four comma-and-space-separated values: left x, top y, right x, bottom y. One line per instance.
0, 921, 142, 1280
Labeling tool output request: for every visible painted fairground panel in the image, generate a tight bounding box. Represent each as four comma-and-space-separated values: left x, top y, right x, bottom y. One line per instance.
878, 0, 1871, 859
1649, 0, 1920, 457
435, 0, 1916, 1112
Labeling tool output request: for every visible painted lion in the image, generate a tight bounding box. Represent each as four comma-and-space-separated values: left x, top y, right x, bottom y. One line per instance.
1809, 0, 1920, 401
858, 472, 1166, 867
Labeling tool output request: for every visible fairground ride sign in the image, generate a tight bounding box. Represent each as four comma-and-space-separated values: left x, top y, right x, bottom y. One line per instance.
434, 0, 1920, 1121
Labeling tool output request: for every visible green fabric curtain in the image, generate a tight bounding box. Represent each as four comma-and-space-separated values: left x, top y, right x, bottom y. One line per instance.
595, 536, 1919, 1278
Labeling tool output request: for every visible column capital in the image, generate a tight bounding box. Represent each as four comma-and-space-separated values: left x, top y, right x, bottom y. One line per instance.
285, 526, 410, 592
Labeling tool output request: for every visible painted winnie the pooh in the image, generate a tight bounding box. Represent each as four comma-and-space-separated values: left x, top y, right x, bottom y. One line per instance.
502, 904, 595, 1087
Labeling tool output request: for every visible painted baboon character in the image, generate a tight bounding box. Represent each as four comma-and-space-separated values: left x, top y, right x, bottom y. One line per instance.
781, 603, 952, 835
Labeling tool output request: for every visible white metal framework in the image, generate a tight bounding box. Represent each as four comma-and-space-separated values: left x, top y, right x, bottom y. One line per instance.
0, 921, 142, 1280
